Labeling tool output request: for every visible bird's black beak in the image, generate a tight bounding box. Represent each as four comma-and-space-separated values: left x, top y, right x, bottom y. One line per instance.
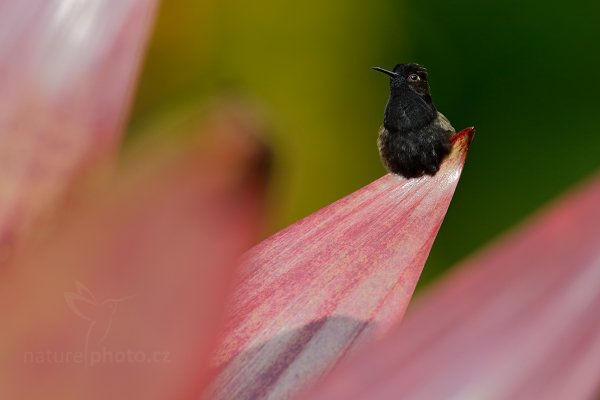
372, 67, 398, 77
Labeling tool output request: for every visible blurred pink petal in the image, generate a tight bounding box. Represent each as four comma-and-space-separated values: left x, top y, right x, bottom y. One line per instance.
205, 129, 475, 399
0, 107, 269, 400
0, 0, 157, 243
309, 171, 600, 400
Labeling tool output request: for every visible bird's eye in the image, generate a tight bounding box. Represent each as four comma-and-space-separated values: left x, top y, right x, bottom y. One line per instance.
408, 74, 420, 81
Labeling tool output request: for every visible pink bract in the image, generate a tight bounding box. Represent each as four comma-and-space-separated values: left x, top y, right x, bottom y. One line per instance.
309, 170, 600, 400
205, 128, 475, 400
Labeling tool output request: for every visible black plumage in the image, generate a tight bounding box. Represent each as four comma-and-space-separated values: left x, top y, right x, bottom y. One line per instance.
373, 63, 455, 178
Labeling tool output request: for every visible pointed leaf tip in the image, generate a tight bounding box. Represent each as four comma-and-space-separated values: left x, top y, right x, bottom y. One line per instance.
448, 127, 475, 166
451, 126, 475, 146
204, 126, 475, 399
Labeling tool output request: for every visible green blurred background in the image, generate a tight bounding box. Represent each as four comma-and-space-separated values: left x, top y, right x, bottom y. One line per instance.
127, 0, 600, 288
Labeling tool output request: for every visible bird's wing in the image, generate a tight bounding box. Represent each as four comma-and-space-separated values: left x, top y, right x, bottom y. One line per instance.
436, 112, 456, 133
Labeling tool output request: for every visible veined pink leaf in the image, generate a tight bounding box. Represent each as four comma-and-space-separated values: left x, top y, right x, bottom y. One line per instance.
204, 128, 475, 400
308, 171, 600, 400
0, 0, 157, 244
0, 106, 269, 400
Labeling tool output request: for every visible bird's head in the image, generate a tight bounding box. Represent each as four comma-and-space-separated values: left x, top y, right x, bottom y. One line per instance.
372, 63, 432, 102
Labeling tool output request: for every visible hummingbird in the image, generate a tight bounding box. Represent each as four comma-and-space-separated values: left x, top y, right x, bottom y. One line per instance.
372, 63, 455, 178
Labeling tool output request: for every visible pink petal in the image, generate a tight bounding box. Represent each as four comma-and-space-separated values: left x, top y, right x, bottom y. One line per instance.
205, 128, 475, 399
0, 106, 269, 400
309, 170, 600, 399
0, 0, 157, 243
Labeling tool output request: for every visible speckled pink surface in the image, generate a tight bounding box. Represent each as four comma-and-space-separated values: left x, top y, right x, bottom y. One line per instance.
206, 129, 475, 400
0, 0, 157, 243
310, 169, 600, 400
